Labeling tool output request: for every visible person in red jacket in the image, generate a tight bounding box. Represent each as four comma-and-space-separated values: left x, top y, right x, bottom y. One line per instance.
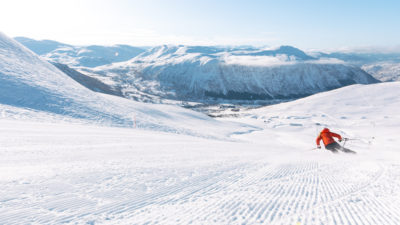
316, 128, 355, 153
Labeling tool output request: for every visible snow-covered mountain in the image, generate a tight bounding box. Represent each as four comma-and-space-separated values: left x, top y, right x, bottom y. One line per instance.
14, 37, 70, 55
15, 37, 379, 104
1, 33, 247, 137
51, 62, 123, 96
15, 37, 146, 67
313, 51, 400, 81
314, 51, 400, 65
237, 45, 315, 60
90, 45, 378, 103
362, 62, 400, 82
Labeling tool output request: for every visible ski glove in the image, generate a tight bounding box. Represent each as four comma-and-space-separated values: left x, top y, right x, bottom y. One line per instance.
339, 139, 342, 142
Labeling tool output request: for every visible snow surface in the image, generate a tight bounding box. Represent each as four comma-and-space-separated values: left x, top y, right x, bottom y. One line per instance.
2, 33, 400, 224
1, 81, 400, 224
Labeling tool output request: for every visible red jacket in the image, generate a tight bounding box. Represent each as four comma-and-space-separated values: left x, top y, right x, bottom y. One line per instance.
316, 128, 342, 146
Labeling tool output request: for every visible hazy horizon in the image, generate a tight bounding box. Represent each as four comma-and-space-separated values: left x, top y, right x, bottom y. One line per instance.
2, 0, 400, 51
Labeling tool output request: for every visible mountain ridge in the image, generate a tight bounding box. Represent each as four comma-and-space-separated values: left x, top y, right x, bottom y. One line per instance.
14, 37, 380, 104
15, 36, 146, 67
91, 44, 379, 103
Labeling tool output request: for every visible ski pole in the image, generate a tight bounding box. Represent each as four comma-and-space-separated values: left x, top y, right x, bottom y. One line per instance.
342, 139, 347, 149
344, 138, 359, 141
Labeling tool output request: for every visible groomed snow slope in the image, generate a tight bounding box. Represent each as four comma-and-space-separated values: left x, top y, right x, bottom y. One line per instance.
0, 33, 250, 138
1, 81, 399, 224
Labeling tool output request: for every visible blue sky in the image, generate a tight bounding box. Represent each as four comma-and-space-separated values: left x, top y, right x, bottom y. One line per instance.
1, 0, 399, 50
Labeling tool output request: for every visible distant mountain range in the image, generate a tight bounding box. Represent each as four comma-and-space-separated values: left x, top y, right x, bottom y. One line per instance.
362, 62, 400, 82
313, 51, 400, 82
15, 37, 386, 104
86, 45, 377, 103
14, 37, 146, 67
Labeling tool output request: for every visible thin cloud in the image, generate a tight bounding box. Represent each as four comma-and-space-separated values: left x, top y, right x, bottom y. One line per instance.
222, 54, 296, 67
309, 45, 400, 54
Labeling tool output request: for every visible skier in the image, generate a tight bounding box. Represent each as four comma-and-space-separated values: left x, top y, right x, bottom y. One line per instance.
316, 128, 356, 153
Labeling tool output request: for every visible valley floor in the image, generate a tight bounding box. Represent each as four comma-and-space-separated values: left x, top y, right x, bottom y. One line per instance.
1, 114, 399, 225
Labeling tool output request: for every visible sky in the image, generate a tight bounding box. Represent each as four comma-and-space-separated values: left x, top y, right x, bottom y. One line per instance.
1, 0, 400, 50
